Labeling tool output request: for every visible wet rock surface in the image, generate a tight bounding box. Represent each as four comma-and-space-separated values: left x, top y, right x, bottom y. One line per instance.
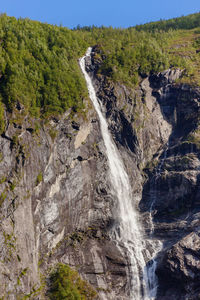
0, 47, 199, 299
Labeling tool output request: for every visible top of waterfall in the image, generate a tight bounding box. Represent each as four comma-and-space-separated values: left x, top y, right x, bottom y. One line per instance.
86, 47, 92, 56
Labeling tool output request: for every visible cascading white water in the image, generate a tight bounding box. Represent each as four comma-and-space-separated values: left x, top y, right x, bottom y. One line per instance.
80, 47, 160, 300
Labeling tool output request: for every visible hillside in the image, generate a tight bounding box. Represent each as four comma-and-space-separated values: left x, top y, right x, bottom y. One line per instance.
0, 12, 200, 300
0, 13, 199, 129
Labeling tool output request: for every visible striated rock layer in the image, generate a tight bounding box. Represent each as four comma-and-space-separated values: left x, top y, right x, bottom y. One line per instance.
0, 46, 199, 299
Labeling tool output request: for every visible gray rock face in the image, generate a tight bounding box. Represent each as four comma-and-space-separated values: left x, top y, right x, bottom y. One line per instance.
0, 48, 199, 300
157, 232, 200, 299
139, 68, 200, 299
0, 99, 132, 298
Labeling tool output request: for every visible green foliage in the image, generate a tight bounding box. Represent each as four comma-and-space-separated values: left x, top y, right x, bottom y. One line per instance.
3, 231, 16, 261
135, 12, 200, 32
48, 263, 96, 300
17, 268, 28, 286
0, 176, 7, 184
11, 135, 19, 147
0, 14, 89, 120
186, 129, 200, 149
0, 13, 199, 122
0, 191, 6, 206
92, 26, 200, 85
9, 181, 16, 191
93, 30, 167, 84
36, 172, 43, 185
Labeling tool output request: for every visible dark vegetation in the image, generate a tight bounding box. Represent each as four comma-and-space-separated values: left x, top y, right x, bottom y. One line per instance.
0, 12, 199, 134
48, 263, 96, 300
135, 12, 200, 32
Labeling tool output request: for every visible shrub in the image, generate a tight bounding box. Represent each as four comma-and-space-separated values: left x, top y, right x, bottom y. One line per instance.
0, 191, 6, 207
48, 263, 96, 300
36, 172, 43, 186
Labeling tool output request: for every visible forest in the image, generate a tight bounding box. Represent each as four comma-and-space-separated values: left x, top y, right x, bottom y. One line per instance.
135, 12, 200, 32
0, 12, 199, 133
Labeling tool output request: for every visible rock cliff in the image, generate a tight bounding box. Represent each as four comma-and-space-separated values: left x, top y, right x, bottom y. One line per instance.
0, 47, 199, 299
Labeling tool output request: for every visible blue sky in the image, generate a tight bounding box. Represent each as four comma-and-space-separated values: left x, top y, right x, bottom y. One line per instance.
0, 0, 199, 28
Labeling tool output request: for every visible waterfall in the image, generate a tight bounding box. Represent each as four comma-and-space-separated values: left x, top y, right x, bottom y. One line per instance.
80, 47, 160, 300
